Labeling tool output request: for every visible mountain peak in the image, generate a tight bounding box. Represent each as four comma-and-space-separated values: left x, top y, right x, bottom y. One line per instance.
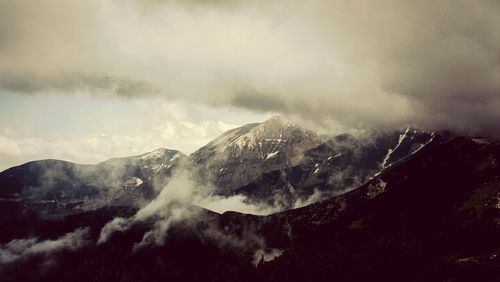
136, 148, 182, 160
261, 115, 295, 128
197, 116, 315, 155
262, 115, 285, 124
189, 116, 323, 190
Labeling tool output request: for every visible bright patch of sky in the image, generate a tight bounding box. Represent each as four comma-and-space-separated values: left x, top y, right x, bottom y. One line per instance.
0, 91, 272, 171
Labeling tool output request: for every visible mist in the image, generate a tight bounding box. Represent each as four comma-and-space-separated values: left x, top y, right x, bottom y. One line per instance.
0, 227, 90, 264
97, 168, 282, 250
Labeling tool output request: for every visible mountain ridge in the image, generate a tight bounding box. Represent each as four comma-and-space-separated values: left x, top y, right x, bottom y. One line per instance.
1, 134, 498, 281
0, 117, 446, 216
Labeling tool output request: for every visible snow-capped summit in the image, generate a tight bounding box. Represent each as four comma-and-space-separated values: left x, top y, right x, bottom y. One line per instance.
190, 116, 323, 191
107, 148, 182, 162
103, 148, 185, 176
193, 116, 319, 158
136, 148, 175, 160
0, 148, 187, 216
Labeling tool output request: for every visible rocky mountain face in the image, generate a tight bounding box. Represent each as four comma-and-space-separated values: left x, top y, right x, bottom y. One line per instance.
188, 116, 437, 210
189, 116, 324, 192
0, 149, 186, 216
0, 135, 498, 281
232, 127, 436, 208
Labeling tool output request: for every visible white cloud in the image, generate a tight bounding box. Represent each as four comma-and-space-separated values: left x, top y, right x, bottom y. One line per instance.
0, 135, 23, 156
0, 98, 268, 171
97, 217, 131, 245
0, 227, 90, 264
97, 168, 283, 248
196, 194, 281, 215
293, 189, 323, 209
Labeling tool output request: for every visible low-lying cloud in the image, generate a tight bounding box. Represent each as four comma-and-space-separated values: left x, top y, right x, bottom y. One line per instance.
97, 169, 281, 249
0, 0, 497, 136
0, 227, 90, 264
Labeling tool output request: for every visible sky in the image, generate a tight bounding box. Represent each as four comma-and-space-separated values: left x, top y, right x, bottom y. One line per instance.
0, 0, 498, 171
0, 92, 271, 170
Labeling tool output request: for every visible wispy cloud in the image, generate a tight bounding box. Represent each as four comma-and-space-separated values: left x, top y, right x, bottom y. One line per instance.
97, 167, 282, 250
0, 227, 90, 264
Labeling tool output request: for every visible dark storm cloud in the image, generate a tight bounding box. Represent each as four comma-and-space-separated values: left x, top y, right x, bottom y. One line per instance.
363, 0, 500, 133
234, 0, 499, 135
0, 72, 159, 97
0, 0, 498, 135
231, 91, 287, 113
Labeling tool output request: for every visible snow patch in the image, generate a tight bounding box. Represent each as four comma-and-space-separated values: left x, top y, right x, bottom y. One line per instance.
381, 127, 410, 168
135, 177, 143, 186
381, 148, 394, 168
411, 132, 435, 154
264, 138, 286, 142
138, 148, 168, 160
472, 138, 493, 145
124, 177, 144, 188
327, 153, 342, 161
265, 151, 279, 160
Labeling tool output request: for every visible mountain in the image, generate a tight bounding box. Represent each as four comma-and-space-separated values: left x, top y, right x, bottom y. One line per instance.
189, 116, 324, 191
188, 116, 436, 208
0, 148, 186, 216
253, 135, 500, 281
0, 135, 498, 281
0, 117, 437, 217
230, 127, 436, 209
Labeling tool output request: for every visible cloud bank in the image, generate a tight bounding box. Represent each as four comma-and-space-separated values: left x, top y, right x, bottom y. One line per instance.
0, 0, 498, 135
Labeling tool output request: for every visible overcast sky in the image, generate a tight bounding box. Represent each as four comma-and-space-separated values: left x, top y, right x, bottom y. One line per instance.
0, 0, 498, 171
